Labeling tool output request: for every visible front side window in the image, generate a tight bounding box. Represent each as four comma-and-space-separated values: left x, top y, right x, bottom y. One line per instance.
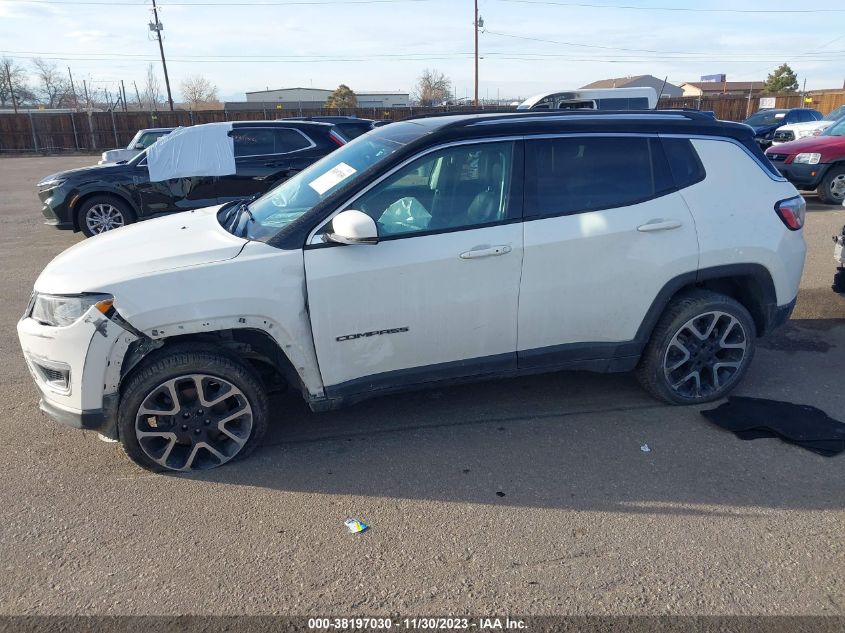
524, 136, 674, 218
349, 141, 515, 237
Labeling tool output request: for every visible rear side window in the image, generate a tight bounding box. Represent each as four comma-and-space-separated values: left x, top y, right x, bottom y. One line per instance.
660, 138, 706, 189
231, 128, 312, 157
273, 128, 312, 153
232, 129, 276, 157
524, 136, 674, 218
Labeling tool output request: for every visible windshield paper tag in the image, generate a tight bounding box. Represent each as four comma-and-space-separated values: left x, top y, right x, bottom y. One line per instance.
308, 162, 357, 195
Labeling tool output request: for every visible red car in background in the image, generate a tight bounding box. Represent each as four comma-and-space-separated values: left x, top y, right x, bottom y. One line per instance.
765, 115, 845, 205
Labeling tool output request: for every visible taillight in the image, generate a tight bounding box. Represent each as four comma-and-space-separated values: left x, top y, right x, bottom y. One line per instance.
775, 195, 806, 231
329, 130, 346, 147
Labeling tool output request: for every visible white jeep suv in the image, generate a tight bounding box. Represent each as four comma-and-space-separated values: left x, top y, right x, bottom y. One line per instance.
18, 111, 806, 472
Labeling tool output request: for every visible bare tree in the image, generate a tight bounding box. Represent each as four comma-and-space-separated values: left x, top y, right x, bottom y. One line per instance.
1, 57, 35, 109
180, 74, 219, 109
413, 69, 451, 106
31, 57, 70, 108
142, 63, 163, 112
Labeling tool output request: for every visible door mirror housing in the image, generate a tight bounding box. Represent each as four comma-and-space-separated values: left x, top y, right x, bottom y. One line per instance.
134, 143, 146, 150
325, 209, 379, 245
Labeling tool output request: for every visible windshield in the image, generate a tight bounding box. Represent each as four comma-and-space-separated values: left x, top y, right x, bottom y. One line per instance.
744, 110, 787, 126
823, 105, 845, 122
823, 118, 845, 136
228, 120, 431, 241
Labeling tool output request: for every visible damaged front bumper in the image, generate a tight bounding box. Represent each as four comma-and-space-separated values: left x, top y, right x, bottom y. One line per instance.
17, 305, 138, 439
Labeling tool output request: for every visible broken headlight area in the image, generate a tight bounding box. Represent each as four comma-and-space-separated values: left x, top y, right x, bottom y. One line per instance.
29, 293, 114, 328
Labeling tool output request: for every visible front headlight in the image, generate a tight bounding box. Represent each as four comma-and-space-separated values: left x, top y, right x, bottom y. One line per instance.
37, 178, 66, 193
795, 130, 815, 139
30, 293, 114, 327
793, 153, 821, 165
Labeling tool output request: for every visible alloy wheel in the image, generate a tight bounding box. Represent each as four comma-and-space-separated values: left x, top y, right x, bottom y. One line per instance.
830, 174, 845, 201
134, 374, 254, 471
85, 203, 125, 234
663, 311, 748, 399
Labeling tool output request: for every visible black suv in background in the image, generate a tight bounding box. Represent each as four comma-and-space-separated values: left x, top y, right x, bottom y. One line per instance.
285, 116, 378, 139
36, 120, 346, 236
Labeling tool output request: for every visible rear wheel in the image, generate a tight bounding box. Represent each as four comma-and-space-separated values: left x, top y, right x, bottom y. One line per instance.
817, 166, 845, 205
117, 347, 269, 472
78, 195, 136, 237
636, 290, 756, 405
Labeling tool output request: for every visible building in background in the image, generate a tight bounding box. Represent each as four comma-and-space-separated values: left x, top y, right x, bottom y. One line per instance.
580, 75, 683, 99
681, 80, 765, 97
241, 87, 410, 110
355, 92, 410, 108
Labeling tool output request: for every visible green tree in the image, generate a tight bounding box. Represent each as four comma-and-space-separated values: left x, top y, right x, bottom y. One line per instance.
326, 84, 357, 109
763, 63, 799, 94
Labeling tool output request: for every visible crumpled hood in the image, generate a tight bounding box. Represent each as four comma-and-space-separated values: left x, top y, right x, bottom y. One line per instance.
779, 120, 830, 134
34, 205, 247, 294
750, 124, 779, 136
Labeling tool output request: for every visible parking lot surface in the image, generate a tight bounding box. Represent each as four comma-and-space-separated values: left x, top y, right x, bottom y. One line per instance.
1, 156, 844, 616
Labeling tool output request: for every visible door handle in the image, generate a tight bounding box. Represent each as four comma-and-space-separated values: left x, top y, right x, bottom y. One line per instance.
637, 219, 683, 233
459, 245, 512, 259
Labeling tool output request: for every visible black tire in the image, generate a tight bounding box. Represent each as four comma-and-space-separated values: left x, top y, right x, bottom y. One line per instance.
635, 289, 756, 405
817, 165, 845, 205
77, 195, 136, 237
117, 346, 269, 472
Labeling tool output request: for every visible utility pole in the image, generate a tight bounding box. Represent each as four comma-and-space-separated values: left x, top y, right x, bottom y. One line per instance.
133, 80, 143, 108
3, 60, 18, 113
150, 0, 174, 111
474, 0, 479, 107
121, 79, 128, 111
67, 66, 79, 111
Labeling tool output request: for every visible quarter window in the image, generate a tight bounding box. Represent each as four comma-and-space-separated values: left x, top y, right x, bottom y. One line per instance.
661, 138, 706, 189
349, 141, 515, 237
525, 136, 674, 218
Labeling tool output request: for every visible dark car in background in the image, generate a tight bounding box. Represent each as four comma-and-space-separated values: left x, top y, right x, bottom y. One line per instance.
285, 115, 378, 139
36, 120, 346, 236
743, 108, 822, 149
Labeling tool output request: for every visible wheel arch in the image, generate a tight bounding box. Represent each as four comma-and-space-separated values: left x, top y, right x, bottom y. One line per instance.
118, 327, 309, 401
71, 189, 140, 231
635, 264, 778, 352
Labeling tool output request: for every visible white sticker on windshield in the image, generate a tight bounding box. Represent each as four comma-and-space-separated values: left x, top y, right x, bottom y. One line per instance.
775, 113, 786, 119
308, 162, 357, 195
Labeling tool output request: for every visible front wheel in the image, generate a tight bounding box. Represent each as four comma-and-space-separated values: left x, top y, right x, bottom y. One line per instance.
78, 195, 136, 237
117, 347, 269, 472
817, 166, 845, 205
636, 290, 756, 405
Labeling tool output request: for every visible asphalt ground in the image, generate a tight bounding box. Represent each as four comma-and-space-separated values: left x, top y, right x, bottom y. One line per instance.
0, 156, 843, 617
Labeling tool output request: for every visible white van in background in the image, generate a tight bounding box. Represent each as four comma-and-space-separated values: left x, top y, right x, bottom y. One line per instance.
516, 87, 658, 111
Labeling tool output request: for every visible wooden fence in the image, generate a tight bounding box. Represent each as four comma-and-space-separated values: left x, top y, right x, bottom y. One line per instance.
2, 91, 843, 154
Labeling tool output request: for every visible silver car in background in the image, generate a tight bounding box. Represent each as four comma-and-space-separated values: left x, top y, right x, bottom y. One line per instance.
97, 127, 174, 164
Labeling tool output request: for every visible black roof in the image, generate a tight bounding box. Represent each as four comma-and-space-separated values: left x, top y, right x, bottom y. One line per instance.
231, 119, 334, 129
400, 109, 754, 143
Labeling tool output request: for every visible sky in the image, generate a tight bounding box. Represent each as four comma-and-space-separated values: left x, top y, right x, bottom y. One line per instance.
1, 0, 844, 103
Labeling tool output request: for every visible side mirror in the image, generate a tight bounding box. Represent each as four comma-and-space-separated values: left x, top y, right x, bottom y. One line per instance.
133, 143, 145, 150
325, 210, 378, 245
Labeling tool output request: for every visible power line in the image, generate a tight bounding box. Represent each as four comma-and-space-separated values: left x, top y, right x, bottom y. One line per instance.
495, 0, 845, 13
11, 0, 438, 5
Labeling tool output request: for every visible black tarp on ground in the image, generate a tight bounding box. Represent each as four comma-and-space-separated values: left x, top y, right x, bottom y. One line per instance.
701, 396, 845, 457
